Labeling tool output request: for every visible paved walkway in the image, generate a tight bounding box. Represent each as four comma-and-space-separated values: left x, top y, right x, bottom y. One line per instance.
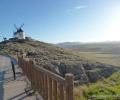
0, 54, 43, 100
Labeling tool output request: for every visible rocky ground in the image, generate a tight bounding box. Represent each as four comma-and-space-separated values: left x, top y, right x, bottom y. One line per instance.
0, 39, 119, 84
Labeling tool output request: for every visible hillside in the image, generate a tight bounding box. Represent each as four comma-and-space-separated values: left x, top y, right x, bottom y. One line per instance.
0, 39, 119, 84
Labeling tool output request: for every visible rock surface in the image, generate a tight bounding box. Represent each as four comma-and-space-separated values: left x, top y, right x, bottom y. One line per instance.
98, 67, 117, 78
86, 71, 101, 82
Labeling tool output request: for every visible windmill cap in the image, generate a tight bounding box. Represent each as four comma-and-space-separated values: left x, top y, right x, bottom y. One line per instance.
17, 29, 24, 32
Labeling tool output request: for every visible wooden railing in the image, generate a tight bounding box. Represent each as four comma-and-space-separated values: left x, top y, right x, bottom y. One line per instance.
18, 55, 74, 100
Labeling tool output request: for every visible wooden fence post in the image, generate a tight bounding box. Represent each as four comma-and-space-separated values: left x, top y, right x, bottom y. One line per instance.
65, 73, 74, 100
29, 60, 35, 91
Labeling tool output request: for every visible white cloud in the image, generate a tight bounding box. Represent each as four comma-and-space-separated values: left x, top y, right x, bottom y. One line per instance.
66, 9, 72, 12
76, 5, 88, 9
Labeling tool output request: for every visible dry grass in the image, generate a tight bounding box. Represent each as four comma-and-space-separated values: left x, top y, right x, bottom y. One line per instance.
98, 82, 105, 88
80, 85, 88, 93
74, 87, 82, 97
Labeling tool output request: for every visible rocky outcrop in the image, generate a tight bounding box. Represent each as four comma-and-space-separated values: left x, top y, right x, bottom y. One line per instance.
59, 62, 84, 75
83, 63, 96, 70
98, 67, 117, 78
47, 62, 90, 84
74, 74, 89, 85
40, 61, 118, 84
86, 71, 101, 82
85, 67, 118, 82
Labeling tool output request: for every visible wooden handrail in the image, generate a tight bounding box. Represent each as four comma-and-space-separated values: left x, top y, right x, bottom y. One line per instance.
18, 55, 74, 100
33, 64, 65, 85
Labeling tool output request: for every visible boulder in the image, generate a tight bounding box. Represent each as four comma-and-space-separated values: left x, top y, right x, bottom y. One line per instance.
74, 74, 89, 83
83, 63, 96, 70
86, 71, 101, 82
98, 67, 117, 78
60, 62, 85, 75
74, 74, 90, 85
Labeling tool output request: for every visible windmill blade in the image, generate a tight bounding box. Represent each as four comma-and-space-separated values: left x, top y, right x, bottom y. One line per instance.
19, 23, 24, 29
14, 24, 18, 30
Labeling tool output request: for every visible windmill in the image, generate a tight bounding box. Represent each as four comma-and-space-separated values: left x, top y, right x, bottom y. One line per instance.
13, 23, 25, 39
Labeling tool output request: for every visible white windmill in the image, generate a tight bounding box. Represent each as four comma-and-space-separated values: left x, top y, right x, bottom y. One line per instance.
14, 23, 25, 39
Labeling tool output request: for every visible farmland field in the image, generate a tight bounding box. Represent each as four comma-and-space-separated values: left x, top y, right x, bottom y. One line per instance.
80, 52, 120, 67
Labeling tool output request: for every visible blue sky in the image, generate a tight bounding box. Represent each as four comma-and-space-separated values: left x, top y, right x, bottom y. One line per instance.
0, 0, 120, 43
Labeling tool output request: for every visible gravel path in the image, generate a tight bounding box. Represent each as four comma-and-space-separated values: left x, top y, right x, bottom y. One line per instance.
0, 54, 43, 100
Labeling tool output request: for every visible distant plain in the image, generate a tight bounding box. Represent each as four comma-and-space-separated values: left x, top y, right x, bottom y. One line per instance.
61, 42, 120, 67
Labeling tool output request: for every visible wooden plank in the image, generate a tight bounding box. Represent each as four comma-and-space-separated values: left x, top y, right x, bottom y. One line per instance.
39, 71, 42, 91
27, 62, 30, 80
33, 68, 36, 92
27, 62, 29, 80
29, 63, 31, 82
34, 68, 37, 88
29, 61, 34, 90
36, 69, 39, 89
45, 75, 48, 100
65, 73, 74, 100
49, 77, 52, 100
24, 61, 26, 76
60, 84, 64, 100
54, 80, 57, 100
44, 74, 46, 98
23, 60, 25, 75
43, 73, 45, 96
41, 72, 44, 94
